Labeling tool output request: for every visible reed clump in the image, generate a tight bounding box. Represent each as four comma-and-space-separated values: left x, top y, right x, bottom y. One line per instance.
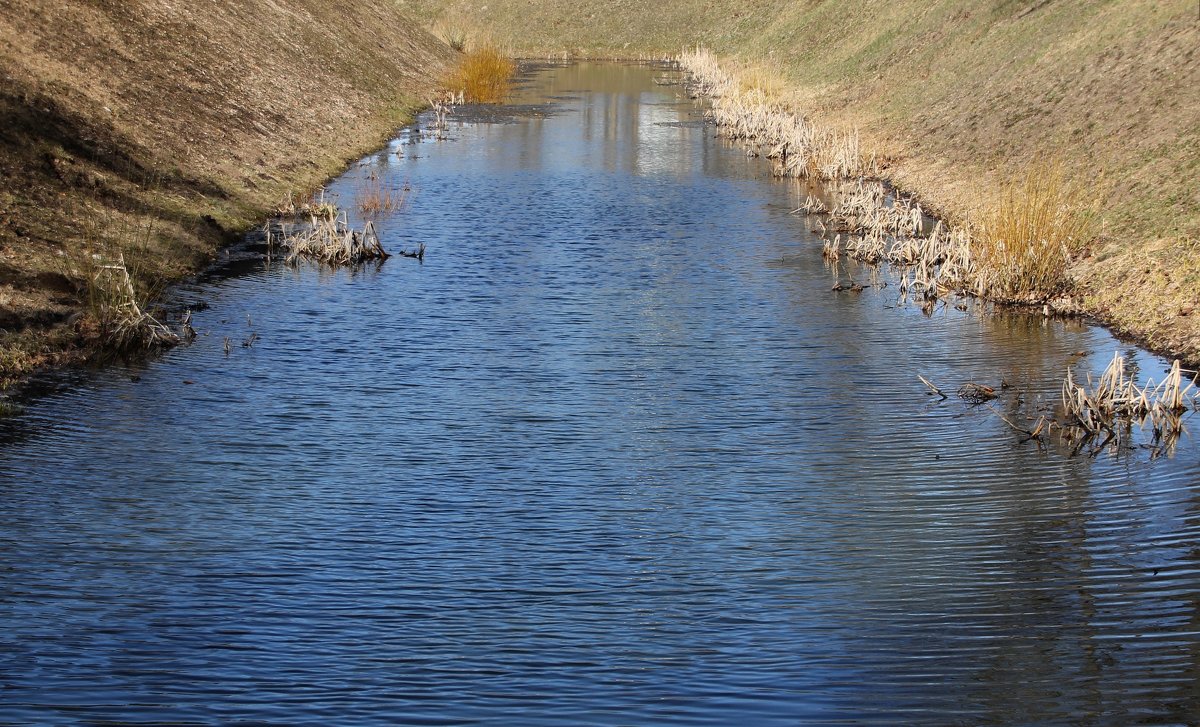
274, 188, 339, 219
444, 43, 516, 104
83, 253, 179, 352
917, 356, 1196, 458
689, 47, 1098, 310
1062, 353, 1196, 438
803, 165, 1093, 308
63, 209, 181, 354
974, 162, 1100, 302
808, 179, 973, 302
275, 205, 390, 265
422, 93, 461, 141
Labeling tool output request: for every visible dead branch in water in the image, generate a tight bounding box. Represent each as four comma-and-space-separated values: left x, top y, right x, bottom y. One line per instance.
918, 374, 947, 400
958, 382, 997, 403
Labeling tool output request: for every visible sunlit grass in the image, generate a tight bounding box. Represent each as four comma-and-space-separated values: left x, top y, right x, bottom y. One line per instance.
974, 160, 1100, 302
444, 44, 517, 103
678, 47, 876, 181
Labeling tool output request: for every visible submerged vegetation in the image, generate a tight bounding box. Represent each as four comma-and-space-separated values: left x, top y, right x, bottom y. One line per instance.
444, 43, 517, 103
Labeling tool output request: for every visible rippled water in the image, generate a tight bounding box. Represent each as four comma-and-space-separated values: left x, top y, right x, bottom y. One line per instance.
2, 62, 1198, 725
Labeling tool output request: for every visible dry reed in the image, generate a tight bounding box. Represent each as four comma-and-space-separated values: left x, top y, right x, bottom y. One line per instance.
279, 205, 390, 265
803, 168, 1095, 307
275, 188, 339, 219
425, 95, 459, 140
807, 179, 972, 301
1061, 352, 1196, 437
688, 48, 1098, 307
444, 44, 516, 104
356, 173, 408, 217
678, 47, 876, 181
87, 253, 179, 351
974, 161, 1099, 302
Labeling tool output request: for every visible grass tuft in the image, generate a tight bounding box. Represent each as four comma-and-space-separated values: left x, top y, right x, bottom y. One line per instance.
356, 173, 409, 217
974, 161, 1100, 302
444, 44, 517, 104
431, 20, 469, 52
60, 208, 181, 355
82, 252, 179, 353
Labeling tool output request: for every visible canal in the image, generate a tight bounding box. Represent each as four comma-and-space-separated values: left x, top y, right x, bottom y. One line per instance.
1, 62, 1197, 724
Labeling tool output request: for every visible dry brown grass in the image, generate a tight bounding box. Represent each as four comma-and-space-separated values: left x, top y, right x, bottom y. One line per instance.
973, 161, 1100, 303
278, 205, 390, 265
444, 44, 517, 103
356, 173, 409, 217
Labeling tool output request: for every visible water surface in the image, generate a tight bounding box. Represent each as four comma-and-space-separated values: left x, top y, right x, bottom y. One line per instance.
1, 62, 1198, 725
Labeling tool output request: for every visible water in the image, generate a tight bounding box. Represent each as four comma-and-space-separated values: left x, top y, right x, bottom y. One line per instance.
1, 62, 1198, 725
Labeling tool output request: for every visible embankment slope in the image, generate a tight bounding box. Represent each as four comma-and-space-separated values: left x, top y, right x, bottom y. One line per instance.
0, 0, 453, 382
417, 0, 1200, 360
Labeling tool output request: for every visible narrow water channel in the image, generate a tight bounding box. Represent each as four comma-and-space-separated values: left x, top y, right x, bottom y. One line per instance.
1, 62, 1198, 725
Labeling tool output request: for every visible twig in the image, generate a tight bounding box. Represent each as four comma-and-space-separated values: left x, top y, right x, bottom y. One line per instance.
984, 403, 1033, 436
918, 374, 947, 400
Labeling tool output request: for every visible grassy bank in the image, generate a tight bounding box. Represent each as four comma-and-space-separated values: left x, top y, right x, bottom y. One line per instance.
0, 0, 454, 385
410, 0, 1200, 361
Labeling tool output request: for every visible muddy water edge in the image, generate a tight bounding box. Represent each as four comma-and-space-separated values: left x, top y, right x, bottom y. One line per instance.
0, 62, 1198, 725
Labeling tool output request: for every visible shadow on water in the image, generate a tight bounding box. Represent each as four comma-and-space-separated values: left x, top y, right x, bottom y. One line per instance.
1, 62, 1198, 725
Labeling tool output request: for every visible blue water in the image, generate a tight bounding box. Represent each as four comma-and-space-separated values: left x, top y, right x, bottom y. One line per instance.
1, 62, 1198, 725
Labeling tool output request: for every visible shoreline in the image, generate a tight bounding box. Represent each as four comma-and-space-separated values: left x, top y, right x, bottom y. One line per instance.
0, 0, 456, 389
674, 49, 1200, 370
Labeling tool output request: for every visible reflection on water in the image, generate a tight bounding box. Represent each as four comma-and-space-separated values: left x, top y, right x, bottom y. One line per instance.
1, 62, 1198, 725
